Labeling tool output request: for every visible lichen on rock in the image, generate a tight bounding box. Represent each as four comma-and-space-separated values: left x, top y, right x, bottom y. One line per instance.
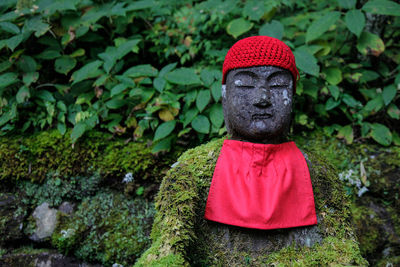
135, 138, 367, 266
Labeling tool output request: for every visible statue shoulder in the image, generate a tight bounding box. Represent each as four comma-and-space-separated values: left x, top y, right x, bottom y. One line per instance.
168, 138, 224, 178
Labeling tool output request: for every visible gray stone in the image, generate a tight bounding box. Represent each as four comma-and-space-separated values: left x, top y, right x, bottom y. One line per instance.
58, 201, 75, 215
0, 250, 103, 267
30, 202, 58, 242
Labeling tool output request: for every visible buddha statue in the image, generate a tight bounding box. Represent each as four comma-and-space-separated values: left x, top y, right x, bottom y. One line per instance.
135, 36, 366, 266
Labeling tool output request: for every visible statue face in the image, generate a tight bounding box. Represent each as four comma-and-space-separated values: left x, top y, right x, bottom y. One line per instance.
222, 66, 294, 143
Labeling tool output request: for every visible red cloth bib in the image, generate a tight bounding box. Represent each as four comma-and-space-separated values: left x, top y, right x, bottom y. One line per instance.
204, 139, 317, 230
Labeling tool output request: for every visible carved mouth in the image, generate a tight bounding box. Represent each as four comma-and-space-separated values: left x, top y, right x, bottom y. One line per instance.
252, 113, 272, 120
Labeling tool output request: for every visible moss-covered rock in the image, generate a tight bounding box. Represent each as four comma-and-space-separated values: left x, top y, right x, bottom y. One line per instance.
51, 190, 155, 266
0, 247, 102, 267
0, 193, 27, 245
135, 138, 367, 266
0, 130, 177, 184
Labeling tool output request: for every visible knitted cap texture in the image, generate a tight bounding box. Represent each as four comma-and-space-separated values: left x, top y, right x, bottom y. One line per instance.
222, 36, 299, 88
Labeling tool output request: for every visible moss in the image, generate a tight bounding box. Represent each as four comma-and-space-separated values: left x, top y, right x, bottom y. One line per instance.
51, 190, 155, 266
375, 256, 400, 267
0, 193, 26, 244
0, 130, 177, 183
350, 204, 384, 255
135, 138, 366, 266
266, 236, 366, 266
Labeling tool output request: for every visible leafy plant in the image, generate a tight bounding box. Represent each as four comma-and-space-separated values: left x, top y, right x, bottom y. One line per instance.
0, 0, 399, 149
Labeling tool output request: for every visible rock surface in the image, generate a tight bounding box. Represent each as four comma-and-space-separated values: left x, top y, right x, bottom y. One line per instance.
30, 202, 58, 242
0, 250, 103, 267
0, 193, 26, 244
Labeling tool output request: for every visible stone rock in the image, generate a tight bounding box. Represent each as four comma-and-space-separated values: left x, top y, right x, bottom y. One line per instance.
30, 202, 58, 242
0, 250, 103, 267
0, 193, 26, 244
58, 202, 75, 215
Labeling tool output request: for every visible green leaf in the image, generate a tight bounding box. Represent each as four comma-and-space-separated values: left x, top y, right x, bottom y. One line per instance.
393, 132, 400, 146
36, 50, 61, 60
151, 137, 172, 153
387, 103, 400, 119
124, 64, 158, 78
259, 20, 284, 40
370, 123, 392, 146
0, 22, 19, 34
0, 104, 16, 127
71, 60, 103, 84
243, 0, 266, 21
323, 67, 342, 85
126, 0, 155, 11
356, 32, 385, 56
5, 34, 23, 51
342, 93, 359, 107
24, 16, 50, 37
364, 95, 384, 113
0, 72, 18, 88
325, 98, 341, 111
293, 47, 320, 76
382, 84, 396, 106
362, 0, 400, 16
226, 18, 253, 38
184, 90, 197, 105
57, 122, 66, 135
0, 61, 12, 72
196, 90, 211, 112
153, 77, 166, 92
16, 86, 30, 103
98, 39, 141, 73
337, 124, 354, 144
154, 120, 176, 141
306, 12, 341, 43
165, 68, 201, 85
183, 108, 198, 127
57, 101, 67, 112
55, 56, 77, 75
336, 0, 356, 9
191, 115, 210, 134
110, 84, 128, 97
159, 63, 177, 77
22, 72, 39, 86
211, 81, 222, 102
345, 10, 365, 37
105, 98, 125, 109
328, 85, 340, 100
36, 90, 56, 102
70, 48, 85, 58
210, 104, 224, 128
18, 55, 37, 73
71, 122, 86, 143
200, 69, 215, 87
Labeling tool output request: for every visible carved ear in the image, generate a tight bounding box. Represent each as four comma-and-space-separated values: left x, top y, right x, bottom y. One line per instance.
221, 85, 226, 99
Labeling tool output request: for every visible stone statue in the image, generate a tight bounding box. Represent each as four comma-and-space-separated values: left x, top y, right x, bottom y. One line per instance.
135, 36, 366, 266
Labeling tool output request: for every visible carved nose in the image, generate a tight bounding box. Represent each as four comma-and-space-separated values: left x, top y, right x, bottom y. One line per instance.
253, 88, 271, 108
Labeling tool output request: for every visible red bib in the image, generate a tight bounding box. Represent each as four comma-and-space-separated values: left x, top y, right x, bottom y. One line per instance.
204, 140, 317, 230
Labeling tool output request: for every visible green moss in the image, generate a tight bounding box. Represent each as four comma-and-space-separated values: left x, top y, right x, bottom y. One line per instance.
0, 130, 176, 183
19, 172, 101, 209
136, 137, 366, 266
350, 204, 384, 255
51, 190, 155, 267
266, 236, 367, 266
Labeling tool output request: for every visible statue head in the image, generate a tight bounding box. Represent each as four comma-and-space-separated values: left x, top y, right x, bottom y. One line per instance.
221, 36, 299, 144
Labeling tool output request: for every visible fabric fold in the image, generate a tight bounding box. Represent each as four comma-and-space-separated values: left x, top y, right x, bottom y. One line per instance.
204, 139, 317, 230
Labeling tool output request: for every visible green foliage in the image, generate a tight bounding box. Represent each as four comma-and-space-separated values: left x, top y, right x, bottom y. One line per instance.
19, 172, 101, 208
0, 0, 399, 149
51, 191, 155, 266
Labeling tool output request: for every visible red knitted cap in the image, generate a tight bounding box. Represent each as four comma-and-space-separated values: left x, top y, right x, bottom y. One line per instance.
222, 36, 299, 89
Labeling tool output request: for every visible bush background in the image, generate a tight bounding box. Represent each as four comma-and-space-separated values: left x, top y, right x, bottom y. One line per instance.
0, 0, 399, 151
